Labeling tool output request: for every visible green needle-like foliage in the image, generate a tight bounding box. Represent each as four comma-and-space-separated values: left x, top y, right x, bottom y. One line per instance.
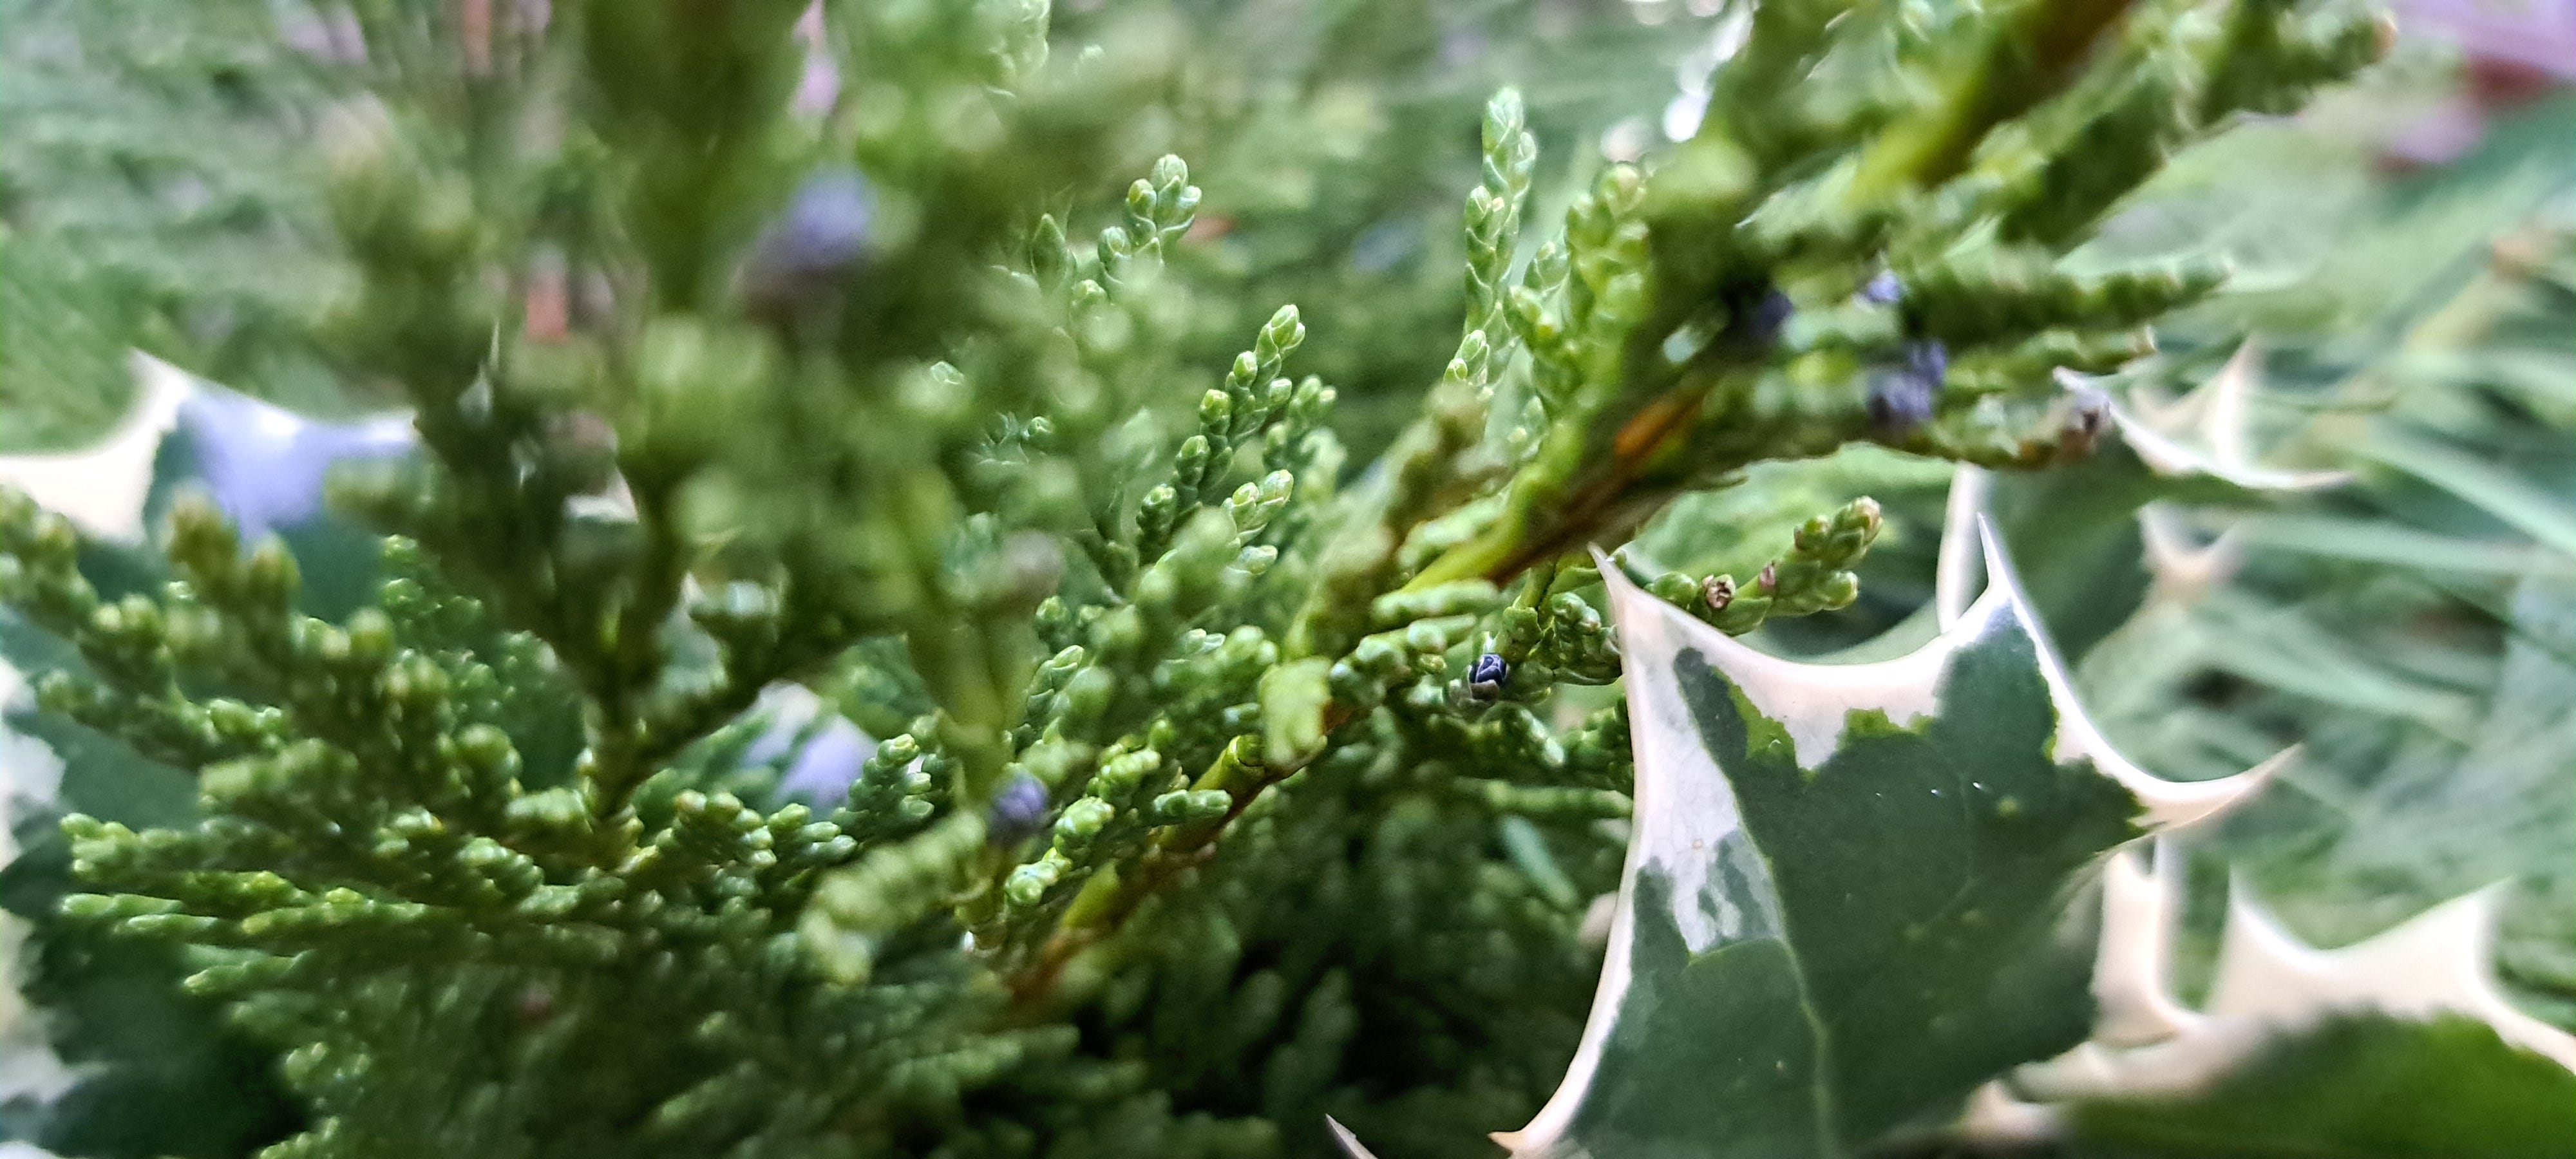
12, 0, 2557, 1157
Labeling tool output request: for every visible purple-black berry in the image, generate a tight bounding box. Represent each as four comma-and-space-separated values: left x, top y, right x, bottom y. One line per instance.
1868, 339, 1947, 434
987, 771, 1052, 845
1746, 289, 1794, 344
741, 165, 875, 318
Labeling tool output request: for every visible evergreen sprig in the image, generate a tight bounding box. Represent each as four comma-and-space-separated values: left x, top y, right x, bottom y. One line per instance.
0, 0, 2405, 1155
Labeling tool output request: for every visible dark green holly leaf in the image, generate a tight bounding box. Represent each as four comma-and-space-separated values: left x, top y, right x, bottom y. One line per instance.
2067, 1013, 2576, 1159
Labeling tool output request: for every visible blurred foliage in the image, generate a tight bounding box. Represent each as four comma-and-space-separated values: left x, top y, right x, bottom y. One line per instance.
0, 0, 345, 449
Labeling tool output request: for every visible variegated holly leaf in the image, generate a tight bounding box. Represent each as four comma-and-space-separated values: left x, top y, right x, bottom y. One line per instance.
1464, 529, 2275, 1159
0, 353, 444, 617
2108, 341, 2350, 495
0, 352, 196, 544
1972, 843, 2576, 1158
0, 353, 415, 543
1935, 346, 2349, 664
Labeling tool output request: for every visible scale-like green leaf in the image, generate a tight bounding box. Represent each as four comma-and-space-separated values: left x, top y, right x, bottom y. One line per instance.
1490, 532, 2272, 1159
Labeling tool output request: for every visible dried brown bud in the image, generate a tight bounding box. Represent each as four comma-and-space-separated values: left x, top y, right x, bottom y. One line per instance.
516, 983, 554, 1024
1702, 574, 1737, 612
2061, 386, 2113, 458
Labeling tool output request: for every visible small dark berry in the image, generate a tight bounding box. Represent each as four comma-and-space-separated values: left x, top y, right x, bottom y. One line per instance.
742, 165, 875, 317
1867, 340, 1948, 434
1867, 372, 1936, 433
1459, 652, 1511, 704
1747, 289, 1795, 344
986, 772, 1052, 845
